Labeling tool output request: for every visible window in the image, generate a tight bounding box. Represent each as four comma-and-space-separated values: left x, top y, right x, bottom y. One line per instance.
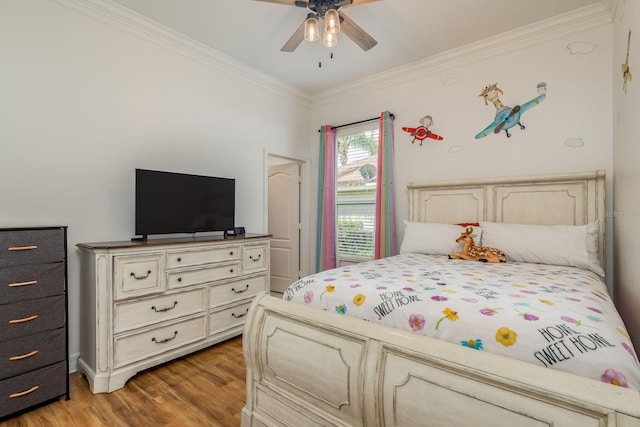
336, 125, 378, 264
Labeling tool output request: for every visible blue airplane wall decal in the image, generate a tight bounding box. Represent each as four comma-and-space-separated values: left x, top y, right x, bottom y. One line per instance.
475, 82, 547, 139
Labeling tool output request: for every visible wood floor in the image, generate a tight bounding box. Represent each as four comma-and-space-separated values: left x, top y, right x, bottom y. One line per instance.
0, 336, 245, 427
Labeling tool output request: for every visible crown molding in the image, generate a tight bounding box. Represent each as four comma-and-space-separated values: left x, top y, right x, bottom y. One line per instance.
47, 0, 613, 110
49, 0, 311, 107
607, 0, 621, 21
311, 3, 613, 108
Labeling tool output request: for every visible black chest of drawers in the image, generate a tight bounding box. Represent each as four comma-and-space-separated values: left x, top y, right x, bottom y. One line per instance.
0, 227, 69, 419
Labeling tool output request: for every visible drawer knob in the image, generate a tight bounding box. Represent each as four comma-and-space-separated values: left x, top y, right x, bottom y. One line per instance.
177, 257, 182, 262
231, 284, 249, 294
130, 270, 152, 280
9, 314, 38, 324
7, 245, 38, 252
152, 331, 178, 344
249, 254, 262, 262
9, 350, 39, 361
230, 268, 234, 273
8, 280, 38, 288
151, 301, 178, 312
232, 309, 249, 319
177, 277, 182, 282
10, 385, 40, 399
229, 251, 234, 256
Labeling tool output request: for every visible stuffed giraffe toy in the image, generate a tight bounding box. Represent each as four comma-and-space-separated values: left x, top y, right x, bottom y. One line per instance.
449, 227, 506, 263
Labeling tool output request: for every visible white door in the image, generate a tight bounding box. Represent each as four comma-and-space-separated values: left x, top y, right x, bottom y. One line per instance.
268, 162, 300, 294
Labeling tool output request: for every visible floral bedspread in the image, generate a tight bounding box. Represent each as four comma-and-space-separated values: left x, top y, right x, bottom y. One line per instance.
283, 253, 640, 390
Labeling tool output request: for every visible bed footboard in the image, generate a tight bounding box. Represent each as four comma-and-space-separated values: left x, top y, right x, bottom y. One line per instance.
242, 294, 640, 427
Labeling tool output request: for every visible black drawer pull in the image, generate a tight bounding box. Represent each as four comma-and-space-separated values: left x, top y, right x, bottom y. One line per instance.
232, 309, 249, 319
9, 350, 39, 361
177, 277, 182, 282
229, 251, 234, 256
231, 284, 249, 294
152, 331, 178, 344
8, 280, 38, 288
7, 245, 38, 251
9, 385, 39, 398
249, 254, 262, 262
9, 315, 38, 324
177, 257, 182, 262
151, 301, 178, 312
130, 270, 152, 280
229, 268, 234, 273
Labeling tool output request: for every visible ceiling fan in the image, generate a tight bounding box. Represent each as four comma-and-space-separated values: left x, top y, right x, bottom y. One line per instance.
254, 0, 380, 52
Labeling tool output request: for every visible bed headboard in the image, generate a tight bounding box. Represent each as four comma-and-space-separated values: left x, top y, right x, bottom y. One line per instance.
407, 170, 606, 265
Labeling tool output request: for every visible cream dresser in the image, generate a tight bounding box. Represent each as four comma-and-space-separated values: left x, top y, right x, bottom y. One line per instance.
76, 234, 269, 393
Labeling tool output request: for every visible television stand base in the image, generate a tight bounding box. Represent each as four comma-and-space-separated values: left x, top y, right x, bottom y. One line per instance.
131, 235, 148, 242
76, 234, 271, 393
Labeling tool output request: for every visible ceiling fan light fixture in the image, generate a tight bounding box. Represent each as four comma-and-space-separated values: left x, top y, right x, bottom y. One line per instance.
324, 8, 340, 34
304, 14, 320, 42
322, 29, 337, 48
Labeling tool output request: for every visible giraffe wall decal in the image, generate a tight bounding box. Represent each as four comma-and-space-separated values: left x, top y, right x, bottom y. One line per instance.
475, 82, 547, 139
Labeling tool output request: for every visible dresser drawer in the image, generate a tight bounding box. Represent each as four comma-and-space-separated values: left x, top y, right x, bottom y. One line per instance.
243, 244, 268, 272
0, 262, 65, 305
0, 229, 65, 269
166, 245, 240, 269
114, 253, 165, 300
0, 361, 67, 419
166, 262, 240, 289
113, 287, 207, 333
208, 301, 251, 335
209, 274, 267, 308
0, 328, 65, 381
114, 314, 207, 368
0, 295, 65, 342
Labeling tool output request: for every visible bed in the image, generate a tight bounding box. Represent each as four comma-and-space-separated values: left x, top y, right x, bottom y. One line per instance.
242, 170, 640, 426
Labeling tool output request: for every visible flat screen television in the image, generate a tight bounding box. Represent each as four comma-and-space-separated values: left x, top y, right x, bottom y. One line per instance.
135, 168, 235, 240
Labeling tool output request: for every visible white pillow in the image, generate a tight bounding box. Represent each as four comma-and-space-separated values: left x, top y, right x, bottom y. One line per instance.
400, 221, 483, 256
480, 221, 604, 276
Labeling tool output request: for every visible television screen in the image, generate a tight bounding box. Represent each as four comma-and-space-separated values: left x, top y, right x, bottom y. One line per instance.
135, 169, 235, 238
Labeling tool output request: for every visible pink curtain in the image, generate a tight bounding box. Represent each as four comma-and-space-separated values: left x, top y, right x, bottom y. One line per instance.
375, 111, 397, 259
316, 125, 337, 271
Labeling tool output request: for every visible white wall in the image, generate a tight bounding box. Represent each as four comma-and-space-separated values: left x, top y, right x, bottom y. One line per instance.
309, 23, 614, 284
612, 0, 640, 349
0, 0, 310, 366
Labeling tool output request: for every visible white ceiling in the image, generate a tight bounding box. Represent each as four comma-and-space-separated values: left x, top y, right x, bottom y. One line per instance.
109, 0, 606, 94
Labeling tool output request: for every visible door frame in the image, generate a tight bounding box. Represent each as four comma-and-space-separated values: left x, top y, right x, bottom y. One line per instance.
264, 151, 311, 281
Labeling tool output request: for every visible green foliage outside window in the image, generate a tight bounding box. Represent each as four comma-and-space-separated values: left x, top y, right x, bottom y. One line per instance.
336, 127, 378, 262
337, 132, 378, 166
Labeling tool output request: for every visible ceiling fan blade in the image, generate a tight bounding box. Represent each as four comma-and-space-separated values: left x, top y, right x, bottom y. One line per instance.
281, 21, 305, 52
338, 11, 377, 51
252, 0, 299, 6
341, 0, 381, 8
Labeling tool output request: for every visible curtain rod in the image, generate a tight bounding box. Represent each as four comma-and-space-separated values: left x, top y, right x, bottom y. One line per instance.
318, 113, 395, 132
